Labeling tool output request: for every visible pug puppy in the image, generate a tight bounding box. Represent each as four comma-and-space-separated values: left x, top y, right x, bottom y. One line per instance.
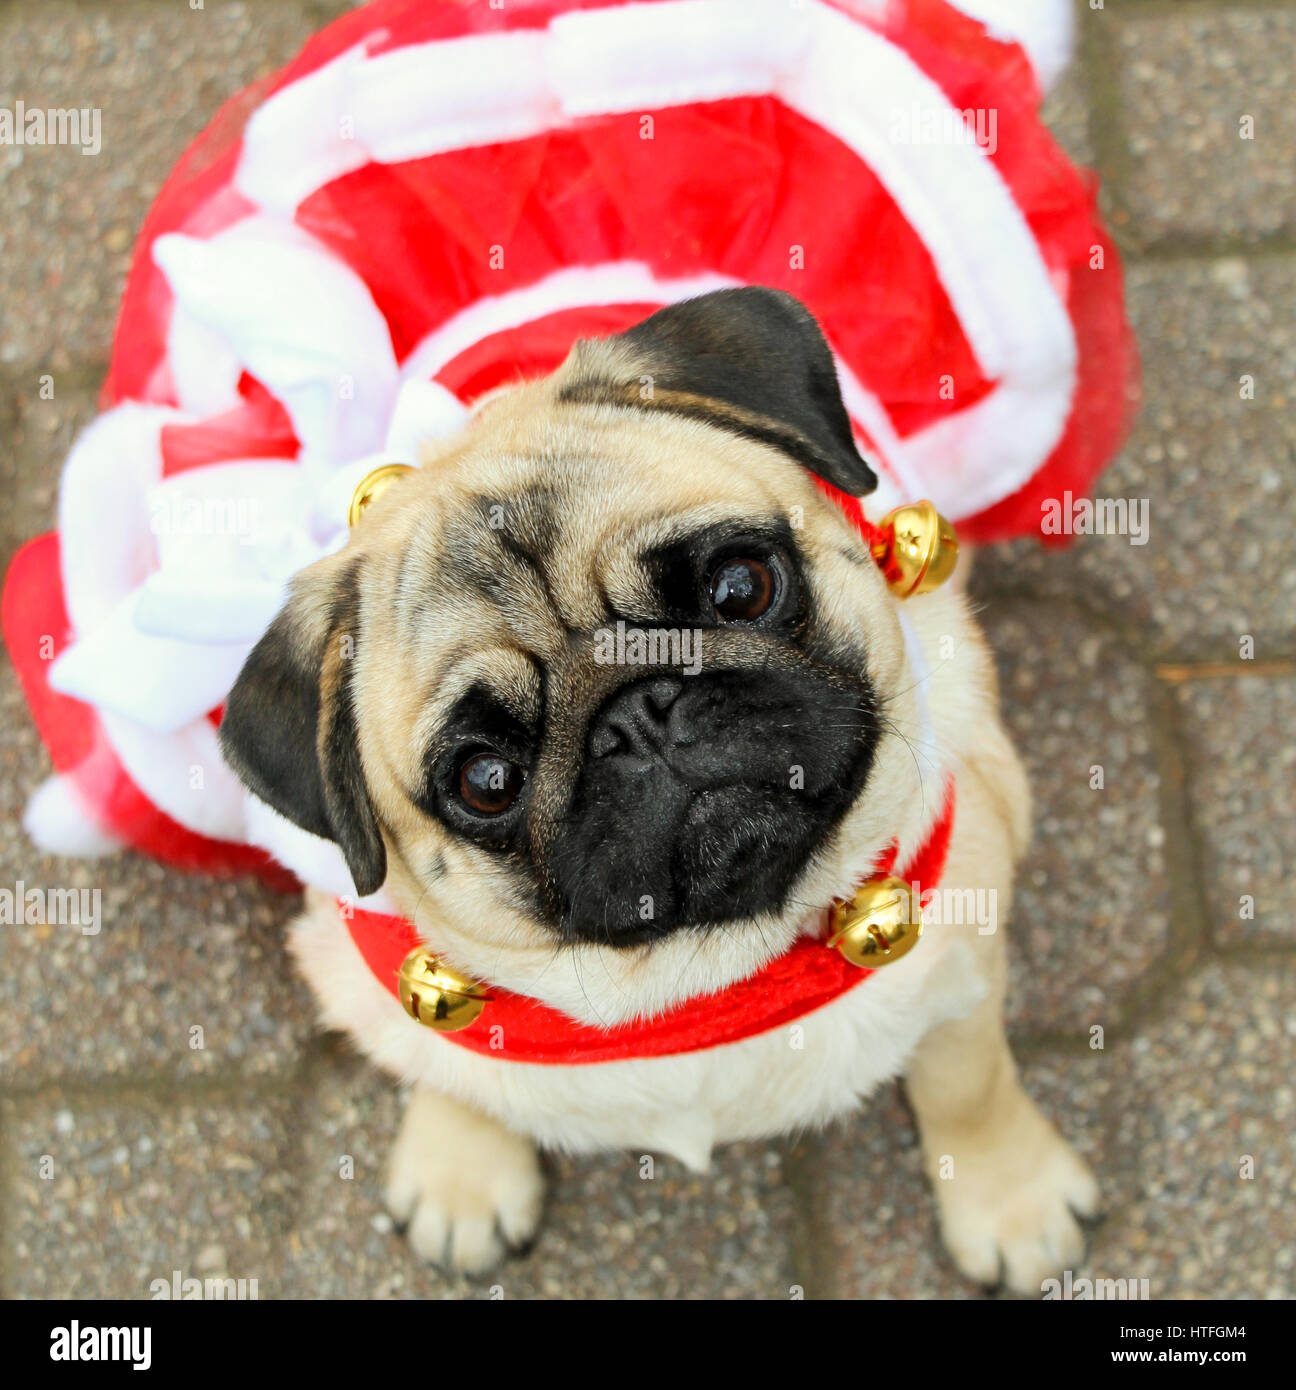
221, 289, 1098, 1294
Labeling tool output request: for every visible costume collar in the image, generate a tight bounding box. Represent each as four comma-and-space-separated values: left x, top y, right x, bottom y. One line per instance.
341, 781, 954, 1065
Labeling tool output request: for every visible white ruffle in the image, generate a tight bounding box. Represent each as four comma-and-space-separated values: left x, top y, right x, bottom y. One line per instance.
45, 374, 467, 863
154, 218, 399, 469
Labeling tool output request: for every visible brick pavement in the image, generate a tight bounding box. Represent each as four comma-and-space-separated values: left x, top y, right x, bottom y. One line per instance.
1, 0, 1292, 1299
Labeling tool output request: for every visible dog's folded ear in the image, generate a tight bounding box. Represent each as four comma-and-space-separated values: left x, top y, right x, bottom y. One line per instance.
558, 286, 877, 497
219, 555, 387, 897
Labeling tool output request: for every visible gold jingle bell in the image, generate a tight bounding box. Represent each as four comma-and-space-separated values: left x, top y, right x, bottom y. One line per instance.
871, 500, 959, 598
396, 947, 489, 1032
827, 876, 923, 968
348, 462, 416, 527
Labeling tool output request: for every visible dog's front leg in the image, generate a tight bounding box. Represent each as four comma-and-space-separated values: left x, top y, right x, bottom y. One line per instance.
905, 990, 1100, 1296
385, 1088, 545, 1274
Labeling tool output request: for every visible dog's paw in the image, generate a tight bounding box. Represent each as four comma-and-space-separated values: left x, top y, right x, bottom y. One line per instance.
930, 1104, 1100, 1297
384, 1089, 544, 1275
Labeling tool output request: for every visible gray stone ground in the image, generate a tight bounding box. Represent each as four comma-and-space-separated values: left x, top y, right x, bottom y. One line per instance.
1, 0, 1292, 1300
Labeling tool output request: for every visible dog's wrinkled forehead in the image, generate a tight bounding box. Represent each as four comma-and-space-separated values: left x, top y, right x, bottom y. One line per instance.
438, 473, 652, 638
438, 480, 592, 639
381, 414, 802, 722
387, 281, 878, 659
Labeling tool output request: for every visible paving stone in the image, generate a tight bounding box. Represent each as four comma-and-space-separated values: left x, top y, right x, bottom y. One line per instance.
974, 256, 1296, 661
278, 1050, 434, 1300
1172, 674, 1296, 948
1040, 53, 1094, 170
0, 0, 1291, 1309
517, 1137, 799, 1299
980, 601, 1173, 1038
819, 969, 1296, 1302
282, 1052, 803, 1299
815, 1053, 1112, 1299
0, 660, 315, 1090
1097, 962, 1296, 1300
0, 0, 328, 370
811, 1082, 977, 1298
0, 370, 99, 573
4, 1092, 297, 1299
1109, 7, 1296, 247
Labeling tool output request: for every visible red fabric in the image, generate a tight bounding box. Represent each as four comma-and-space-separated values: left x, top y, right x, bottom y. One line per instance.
1, 535, 297, 886
343, 784, 955, 1064
159, 377, 299, 478
433, 304, 664, 402
97, 0, 1134, 539
964, 222, 1140, 544
297, 101, 989, 427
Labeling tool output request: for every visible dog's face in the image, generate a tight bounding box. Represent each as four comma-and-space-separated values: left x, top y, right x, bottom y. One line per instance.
223, 290, 927, 1014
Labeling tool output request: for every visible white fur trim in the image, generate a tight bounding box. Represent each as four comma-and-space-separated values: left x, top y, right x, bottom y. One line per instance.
235, 42, 374, 215
236, 35, 553, 214
166, 305, 244, 418
137, 460, 318, 644
23, 774, 127, 858
547, 0, 801, 114
49, 403, 252, 840
783, 1, 1076, 502
398, 260, 918, 496
51, 458, 333, 729
98, 707, 247, 843
398, 262, 738, 383
383, 379, 472, 458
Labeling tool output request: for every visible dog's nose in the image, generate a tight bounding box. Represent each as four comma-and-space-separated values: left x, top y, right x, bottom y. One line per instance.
590, 676, 684, 760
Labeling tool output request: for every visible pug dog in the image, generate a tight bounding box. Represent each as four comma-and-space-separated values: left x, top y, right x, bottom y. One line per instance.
220, 288, 1098, 1294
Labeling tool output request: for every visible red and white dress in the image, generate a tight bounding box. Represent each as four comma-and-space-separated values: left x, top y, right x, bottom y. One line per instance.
2, 0, 1137, 896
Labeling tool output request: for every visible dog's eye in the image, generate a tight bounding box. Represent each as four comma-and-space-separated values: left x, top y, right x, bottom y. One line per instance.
458, 753, 525, 815
709, 557, 775, 621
